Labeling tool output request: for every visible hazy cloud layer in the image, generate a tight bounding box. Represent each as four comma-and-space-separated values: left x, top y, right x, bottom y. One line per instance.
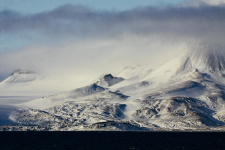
0, 4, 225, 81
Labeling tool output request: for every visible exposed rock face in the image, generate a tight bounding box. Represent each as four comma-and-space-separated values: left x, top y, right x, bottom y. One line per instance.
96, 74, 124, 87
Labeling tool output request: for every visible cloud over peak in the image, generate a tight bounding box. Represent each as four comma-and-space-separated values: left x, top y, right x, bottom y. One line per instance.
0, 3, 225, 83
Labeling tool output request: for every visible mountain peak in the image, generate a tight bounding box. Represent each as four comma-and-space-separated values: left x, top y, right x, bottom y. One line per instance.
96, 74, 124, 87
102, 74, 114, 80
10, 69, 36, 76
1, 69, 37, 84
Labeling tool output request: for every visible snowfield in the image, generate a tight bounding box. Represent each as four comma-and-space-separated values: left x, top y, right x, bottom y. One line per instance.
2, 49, 225, 131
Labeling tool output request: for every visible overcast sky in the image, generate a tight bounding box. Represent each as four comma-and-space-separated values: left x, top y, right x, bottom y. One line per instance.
0, 0, 225, 82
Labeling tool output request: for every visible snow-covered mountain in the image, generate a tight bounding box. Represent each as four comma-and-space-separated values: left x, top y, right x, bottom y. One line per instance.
1, 69, 38, 84
4, 48, 225, 131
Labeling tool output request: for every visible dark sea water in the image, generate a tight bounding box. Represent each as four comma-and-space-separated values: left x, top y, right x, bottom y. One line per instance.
0, 131, 225, 150
0, 105, 18, 126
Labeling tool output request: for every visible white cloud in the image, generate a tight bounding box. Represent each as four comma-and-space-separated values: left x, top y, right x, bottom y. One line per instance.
201, 0, 225, 5
184, 0, 225, 6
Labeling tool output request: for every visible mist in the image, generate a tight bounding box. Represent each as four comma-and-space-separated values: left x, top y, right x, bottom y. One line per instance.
1, 4, 225, 82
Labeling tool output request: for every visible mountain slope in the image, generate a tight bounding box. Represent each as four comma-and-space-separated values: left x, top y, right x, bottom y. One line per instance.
20, 83, 106, 109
